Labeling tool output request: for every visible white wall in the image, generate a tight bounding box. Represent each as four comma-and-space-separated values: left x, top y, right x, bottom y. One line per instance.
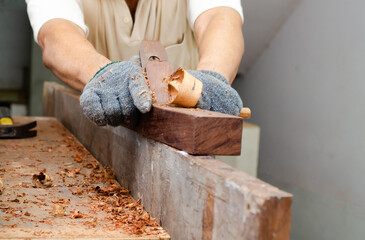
239, 0, 301, 75
235, 0, 365, 239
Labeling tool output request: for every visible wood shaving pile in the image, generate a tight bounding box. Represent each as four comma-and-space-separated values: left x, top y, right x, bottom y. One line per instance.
0, 126, 168, 238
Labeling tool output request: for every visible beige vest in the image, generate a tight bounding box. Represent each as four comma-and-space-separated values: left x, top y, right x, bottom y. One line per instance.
80, 0, 199, 70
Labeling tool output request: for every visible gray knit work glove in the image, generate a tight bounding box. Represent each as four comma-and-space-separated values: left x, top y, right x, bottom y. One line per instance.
188, 70, 243, 116
80, 56, 151, 126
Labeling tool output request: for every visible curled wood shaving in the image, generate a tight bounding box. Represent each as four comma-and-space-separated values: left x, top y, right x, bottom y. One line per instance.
71, 187, 83, 195
104, 167, 115, 180
70, 210, 84, 219
82, 180, 89, 187
0, 179, 4, 195
83, 217, 98, 228
50, 204, 66, 217
3, 224, 17, 228
63, 168, 81, 178
17, 193, 26, 197
71, 154, 83, 162
32, 172, 53, 188
51, 199, 70, 204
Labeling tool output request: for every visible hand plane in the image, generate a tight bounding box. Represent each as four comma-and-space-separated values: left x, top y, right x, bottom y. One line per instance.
139, 40, 251, 118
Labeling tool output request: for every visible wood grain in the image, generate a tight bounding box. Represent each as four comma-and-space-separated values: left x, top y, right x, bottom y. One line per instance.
138, 105, 243, 155
43, 82, 293, 240
145, 61, 174, 104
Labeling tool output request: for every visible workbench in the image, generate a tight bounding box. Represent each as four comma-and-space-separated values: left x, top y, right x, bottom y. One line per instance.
39, 82, 293, 240
0, 117, 169, 239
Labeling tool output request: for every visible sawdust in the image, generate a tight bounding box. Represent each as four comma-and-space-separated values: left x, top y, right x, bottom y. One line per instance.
138, 90, 147, 97
0, 129, 167, 238
142, 68, 156, 103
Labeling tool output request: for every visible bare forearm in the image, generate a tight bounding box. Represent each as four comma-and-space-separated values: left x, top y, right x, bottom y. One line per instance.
194, 7, 244, 84
38, 19, 110, 91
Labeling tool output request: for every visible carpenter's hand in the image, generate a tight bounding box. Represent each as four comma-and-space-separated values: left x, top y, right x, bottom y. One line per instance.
188, 70, 243, 115
80, 56, 151, 126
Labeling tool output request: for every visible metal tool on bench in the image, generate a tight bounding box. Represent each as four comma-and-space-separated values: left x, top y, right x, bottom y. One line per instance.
139, 40, 251, 118
0, 106, 37, 139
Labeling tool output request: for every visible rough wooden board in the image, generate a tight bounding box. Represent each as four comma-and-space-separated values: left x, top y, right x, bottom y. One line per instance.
0, 117, 169, 240
43, 82, 293, 240
42, 82, 242, 156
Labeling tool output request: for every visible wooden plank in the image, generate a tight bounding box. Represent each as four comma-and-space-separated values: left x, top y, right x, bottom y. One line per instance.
0, 117, 169, 239
43, 82, 293, 240
138, 105, 242, 155
42, 82, 242, 156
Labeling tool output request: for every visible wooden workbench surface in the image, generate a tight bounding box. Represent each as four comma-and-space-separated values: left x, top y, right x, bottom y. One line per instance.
0, 117, 169, 239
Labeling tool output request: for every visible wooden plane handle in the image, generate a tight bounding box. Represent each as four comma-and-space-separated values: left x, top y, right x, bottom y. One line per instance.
239, 108, 251, 119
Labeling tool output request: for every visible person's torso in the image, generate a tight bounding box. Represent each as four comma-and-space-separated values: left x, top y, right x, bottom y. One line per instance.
80, 0, 199, 70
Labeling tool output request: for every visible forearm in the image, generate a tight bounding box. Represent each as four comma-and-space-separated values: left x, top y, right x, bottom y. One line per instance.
194, 7, 244, 84
38, 19, 111, 91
